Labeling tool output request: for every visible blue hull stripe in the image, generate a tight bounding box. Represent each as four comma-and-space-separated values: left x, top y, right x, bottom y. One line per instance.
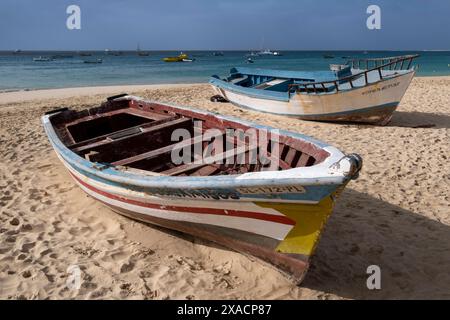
227, 100, 399, 118
62, 155, 339, 202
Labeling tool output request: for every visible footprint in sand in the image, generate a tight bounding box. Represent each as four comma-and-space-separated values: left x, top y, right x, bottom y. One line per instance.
120, 261, 135, 273
9, 218, 20, 226
21, 242, 36, 253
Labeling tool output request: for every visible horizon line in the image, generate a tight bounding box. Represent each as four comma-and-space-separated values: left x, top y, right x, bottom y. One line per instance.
1, 49, 449, 52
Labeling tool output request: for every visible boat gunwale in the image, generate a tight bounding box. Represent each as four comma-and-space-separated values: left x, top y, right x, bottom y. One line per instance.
42, 95, 355, 191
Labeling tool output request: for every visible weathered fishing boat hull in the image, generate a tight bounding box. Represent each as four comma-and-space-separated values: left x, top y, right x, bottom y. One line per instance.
210, 70, 414, 125
42, 95, 362, 282
76, 173, 339, 281
53, 147, 341, 281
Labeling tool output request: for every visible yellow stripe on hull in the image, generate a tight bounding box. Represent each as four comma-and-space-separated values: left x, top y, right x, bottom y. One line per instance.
256, 196, 334, 256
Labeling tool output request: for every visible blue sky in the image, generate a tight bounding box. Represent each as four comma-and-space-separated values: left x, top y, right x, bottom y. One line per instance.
1, 0, 449, 50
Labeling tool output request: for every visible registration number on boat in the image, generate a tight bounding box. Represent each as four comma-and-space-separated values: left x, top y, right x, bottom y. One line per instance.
237, 185, 305, 194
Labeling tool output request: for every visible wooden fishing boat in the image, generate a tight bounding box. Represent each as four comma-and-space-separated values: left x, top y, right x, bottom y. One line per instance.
42, 94, 362, 282
210, 55, 419, 125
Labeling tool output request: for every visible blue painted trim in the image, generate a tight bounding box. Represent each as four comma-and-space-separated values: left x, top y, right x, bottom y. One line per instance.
209, 77, 290, 102
227, 99, 399, 118
62, 157, 338, 202
295, 103, 398, 118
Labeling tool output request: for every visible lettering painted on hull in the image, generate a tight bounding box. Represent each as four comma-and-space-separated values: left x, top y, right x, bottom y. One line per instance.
362, 81, 400, 96
237, 185, 305, 194
148, 188, 240, 200
147, 185, 306, 200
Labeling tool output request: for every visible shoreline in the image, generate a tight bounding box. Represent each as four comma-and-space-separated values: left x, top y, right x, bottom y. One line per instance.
0, 83, 204, 105
0, 76, 448, 105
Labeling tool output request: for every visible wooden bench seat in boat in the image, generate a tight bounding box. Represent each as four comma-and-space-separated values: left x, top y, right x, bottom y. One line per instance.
51, 97, 328, 176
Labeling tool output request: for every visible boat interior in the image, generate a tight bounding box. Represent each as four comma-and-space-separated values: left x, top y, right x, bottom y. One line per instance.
50, 97, 330, 177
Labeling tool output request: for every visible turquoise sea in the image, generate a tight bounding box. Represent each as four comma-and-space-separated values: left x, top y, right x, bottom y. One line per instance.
1, 50, 449, 91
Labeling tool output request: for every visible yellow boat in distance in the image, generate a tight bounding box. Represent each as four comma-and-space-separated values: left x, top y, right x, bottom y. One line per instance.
163, 52, 189, 62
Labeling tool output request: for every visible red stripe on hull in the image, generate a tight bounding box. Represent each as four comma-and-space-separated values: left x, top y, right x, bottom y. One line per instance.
69, 172, 295, 226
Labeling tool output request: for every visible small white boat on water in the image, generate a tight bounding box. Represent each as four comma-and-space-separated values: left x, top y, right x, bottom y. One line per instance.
210, 55, 419, 125
33, 56, 53, 62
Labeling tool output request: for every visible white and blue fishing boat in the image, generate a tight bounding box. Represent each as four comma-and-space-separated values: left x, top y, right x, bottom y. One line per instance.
210, 55, 419, 125
42, 94, 362, 281
258, 49, 282, 56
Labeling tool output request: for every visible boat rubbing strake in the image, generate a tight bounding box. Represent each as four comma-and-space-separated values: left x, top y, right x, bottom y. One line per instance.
42, 95, 362, 282
210, 55, 419, 125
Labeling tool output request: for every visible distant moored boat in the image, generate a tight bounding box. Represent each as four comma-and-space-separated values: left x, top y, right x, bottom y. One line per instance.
163, 52, 191, 62
245, 52, 260, 57
83, 59, 103, 64
137, 43, 150, 56
33, 56, 53, 62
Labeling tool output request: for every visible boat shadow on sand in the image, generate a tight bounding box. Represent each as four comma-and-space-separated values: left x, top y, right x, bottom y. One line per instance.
303, 188, 450, 299
388, 111, 450, 129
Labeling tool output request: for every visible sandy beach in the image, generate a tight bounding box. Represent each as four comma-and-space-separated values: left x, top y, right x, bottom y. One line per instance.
0, 77, 449, 300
